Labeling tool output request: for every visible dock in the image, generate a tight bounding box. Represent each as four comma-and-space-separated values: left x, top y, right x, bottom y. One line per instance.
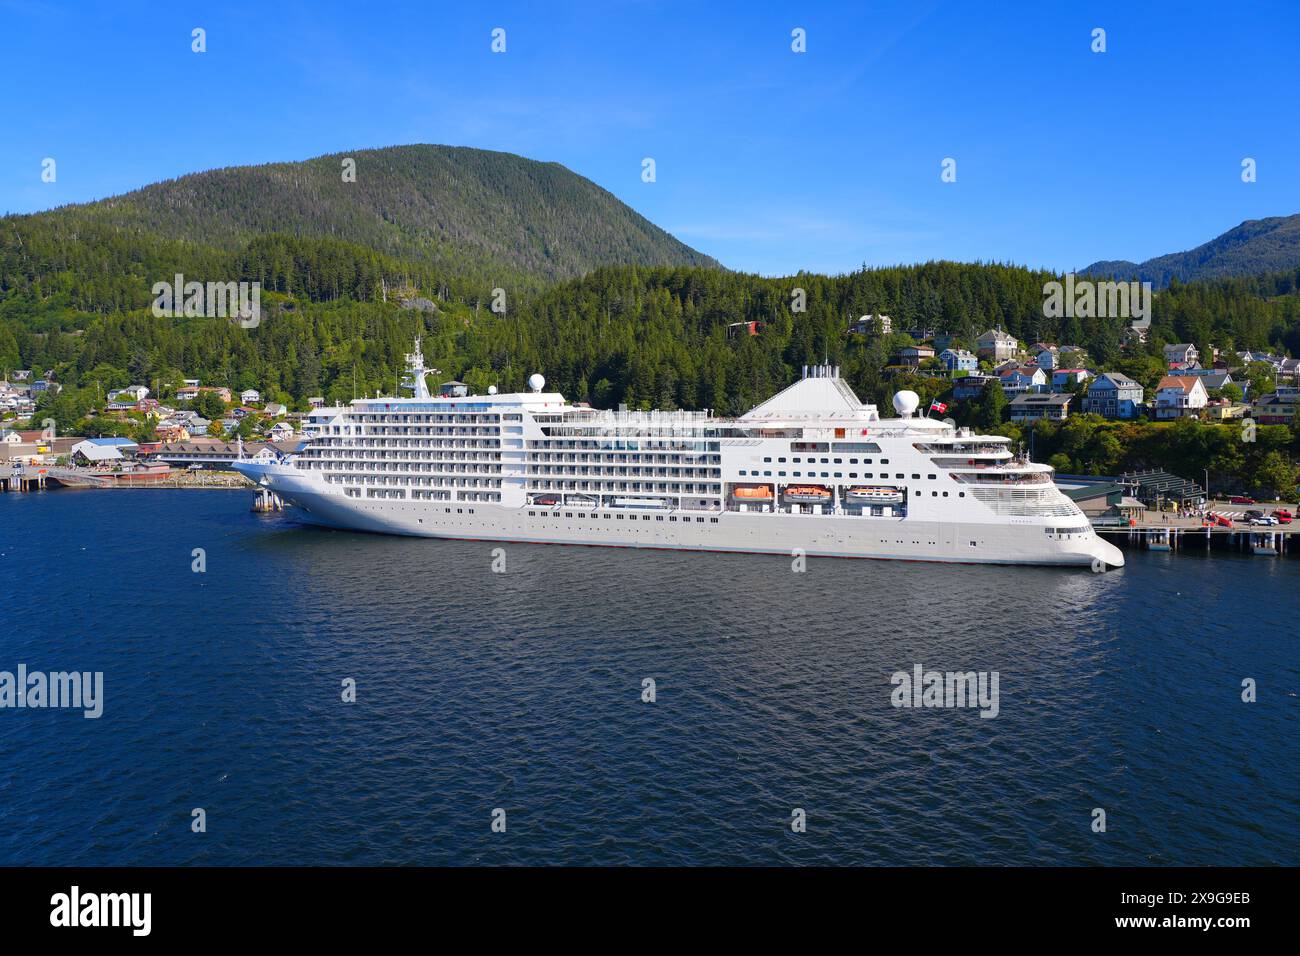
1095, 518, 1296, 557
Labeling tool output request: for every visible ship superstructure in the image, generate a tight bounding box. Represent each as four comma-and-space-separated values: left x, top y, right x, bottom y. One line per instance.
233, 342, 1123, 568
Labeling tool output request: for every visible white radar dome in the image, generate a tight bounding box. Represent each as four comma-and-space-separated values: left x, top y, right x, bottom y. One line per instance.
892, 390, 920, 417
528, 373, 546, 393
487, 385, 498, 395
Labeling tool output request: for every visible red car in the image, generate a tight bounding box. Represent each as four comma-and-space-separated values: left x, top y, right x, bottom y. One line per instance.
1214, 514, 1233, 528
1274, 508, 1294, 520
1230, 495, 1256, 504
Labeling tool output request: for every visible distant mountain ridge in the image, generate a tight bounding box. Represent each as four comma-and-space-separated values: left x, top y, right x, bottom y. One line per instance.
1081, 213, 1300, 287
23, 144, 720, 286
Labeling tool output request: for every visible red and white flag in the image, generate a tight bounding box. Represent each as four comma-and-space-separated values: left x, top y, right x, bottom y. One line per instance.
930, 400, 948, 414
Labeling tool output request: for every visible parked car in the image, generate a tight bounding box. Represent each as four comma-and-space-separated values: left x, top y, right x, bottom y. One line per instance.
1277, 514, 1293, 524
1274, 508, 1294, 520
1244, 509, 1264, 519
1230, 495, 1256, 504
1248, 516, 1279, 526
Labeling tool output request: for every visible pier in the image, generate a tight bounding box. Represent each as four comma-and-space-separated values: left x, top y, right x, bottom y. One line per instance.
2, 464, 253, 491
1, 466, 52, 492
1095, 518, 1297, 557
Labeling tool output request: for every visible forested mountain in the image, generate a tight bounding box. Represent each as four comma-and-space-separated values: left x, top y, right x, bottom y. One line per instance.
8, 258, 1300, 422
2, 145, 719, 304
4, 144, 1300, 488
1082, 214, 1300, 287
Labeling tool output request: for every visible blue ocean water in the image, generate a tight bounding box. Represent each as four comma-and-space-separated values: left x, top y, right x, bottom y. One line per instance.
0, 489, 1296, 866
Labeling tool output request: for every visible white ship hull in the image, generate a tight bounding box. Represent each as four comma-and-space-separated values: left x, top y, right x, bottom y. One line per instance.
237, 352, 1124, 570
236, 463, 1123, 568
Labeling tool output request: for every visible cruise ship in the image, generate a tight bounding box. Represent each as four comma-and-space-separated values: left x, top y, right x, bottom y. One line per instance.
233, 341, 1123, 569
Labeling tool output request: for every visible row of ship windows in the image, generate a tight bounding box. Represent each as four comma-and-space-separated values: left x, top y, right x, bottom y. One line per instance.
528, 511, 720, 523
742, 470, 939, 481
328, 477, 501, 488
764, 456, 886, 465
309, 460, 501, 468
347, 490, 499, 507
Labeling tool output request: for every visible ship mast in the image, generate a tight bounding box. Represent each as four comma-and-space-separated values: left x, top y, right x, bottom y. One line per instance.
403, 337, 433, 399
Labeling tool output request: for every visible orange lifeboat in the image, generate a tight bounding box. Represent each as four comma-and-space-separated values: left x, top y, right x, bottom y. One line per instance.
732, 484, 774, 500
783, 485, 833, 504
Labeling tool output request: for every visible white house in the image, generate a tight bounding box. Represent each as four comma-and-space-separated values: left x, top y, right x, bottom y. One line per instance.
849, 314, 892, 335
107, 385, 150, 402
1154, 375, 1208, 419
1163, 343, 1199, 366
977, 328, 1020, 363
71, 440, 125, 465
998, 365, 1047, 395
240, 389, 261, 404
266, 421, 295, 441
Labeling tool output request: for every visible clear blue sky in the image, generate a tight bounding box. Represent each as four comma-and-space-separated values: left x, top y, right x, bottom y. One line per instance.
3, 0, 1297, 276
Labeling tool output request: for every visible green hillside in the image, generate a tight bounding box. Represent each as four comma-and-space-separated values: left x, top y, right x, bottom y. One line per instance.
1082, 214, 1300, 287
0, 144, 720, 313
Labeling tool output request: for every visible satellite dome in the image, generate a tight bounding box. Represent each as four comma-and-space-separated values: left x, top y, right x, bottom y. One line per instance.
528, 373, 546, 392
892, 390, 920, 417
487, 385, 498, 395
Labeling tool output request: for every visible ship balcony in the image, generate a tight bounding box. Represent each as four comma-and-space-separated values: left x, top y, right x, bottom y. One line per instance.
928, 455, 1013, 468
949, 469, 1053, 486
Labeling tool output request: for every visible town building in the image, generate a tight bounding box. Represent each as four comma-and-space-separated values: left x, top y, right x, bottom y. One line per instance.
1153, 375, 1209, 419
107, 385, 150, 402
976, 328, 1020, 362
1009, 393, 1073, 422
1082, 372, 1143, 419
1162, 343, 1199, 366
71, 437, 138, 466
998, 365, 1047, 396
938, 348, 978, 372
952, 374, 998, 400
175, 385, 232, 404
898, 345, 936, 367
848, 314, 892, 336
152, 439, 305, 469
1051, 368, 1090, 390
1252, 391, 1300, 425
726, 321, 763, 338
